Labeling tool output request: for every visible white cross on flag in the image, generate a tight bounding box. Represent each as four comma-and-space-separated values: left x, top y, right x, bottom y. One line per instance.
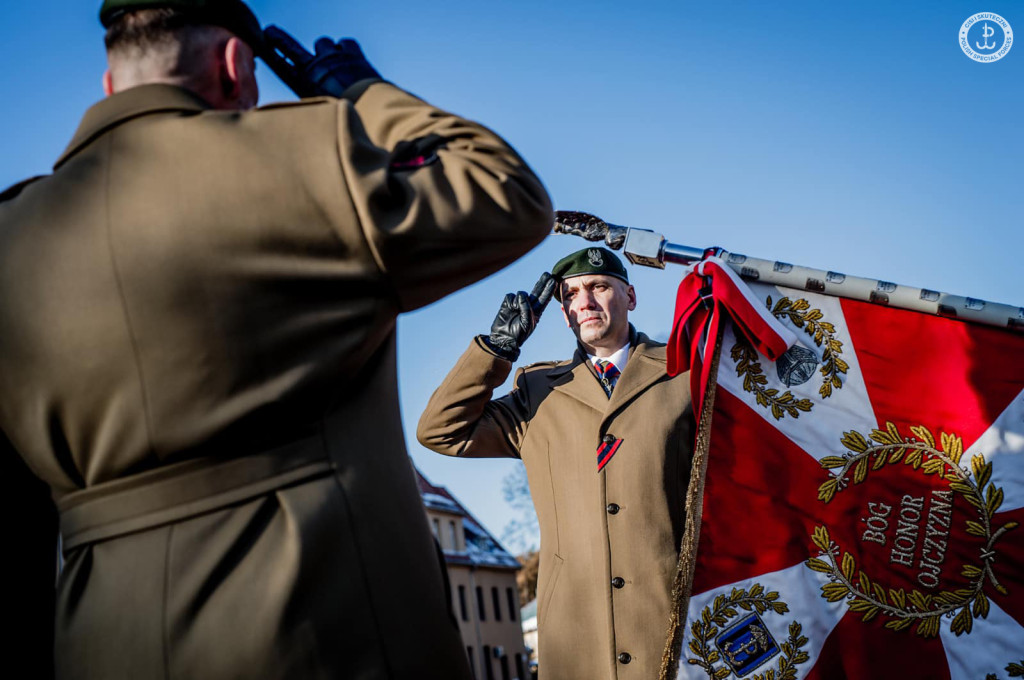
665, 262, 1024, 680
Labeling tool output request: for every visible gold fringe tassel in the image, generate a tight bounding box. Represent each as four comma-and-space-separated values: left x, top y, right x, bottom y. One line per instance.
659, 327, 724, 680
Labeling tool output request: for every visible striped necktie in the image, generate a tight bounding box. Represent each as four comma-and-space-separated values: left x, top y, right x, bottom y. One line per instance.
594, 359, 621, 397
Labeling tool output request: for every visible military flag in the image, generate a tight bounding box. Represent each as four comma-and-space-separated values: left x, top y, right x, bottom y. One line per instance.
663, 258, 1024, 680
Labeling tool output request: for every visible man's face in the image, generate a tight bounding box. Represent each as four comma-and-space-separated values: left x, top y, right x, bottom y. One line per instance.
560, 274, 636, 353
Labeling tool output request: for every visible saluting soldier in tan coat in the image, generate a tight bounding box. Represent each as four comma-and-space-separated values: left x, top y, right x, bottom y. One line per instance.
418, 248, 695, 680
0, 1, 552, 677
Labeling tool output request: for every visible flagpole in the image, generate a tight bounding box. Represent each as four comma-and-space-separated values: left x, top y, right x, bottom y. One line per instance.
553, 210, 1024, 332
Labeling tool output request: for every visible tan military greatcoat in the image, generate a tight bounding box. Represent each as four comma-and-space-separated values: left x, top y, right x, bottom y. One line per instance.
418, 333, 694, 680
0, 80, 551, 679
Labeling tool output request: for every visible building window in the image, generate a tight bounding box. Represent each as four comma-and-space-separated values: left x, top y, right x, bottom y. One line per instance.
500, 654, 511, 680
491, 586, 502, 621
467, 646, 476, 680
458, 585, 468, 621
506, 587, 517, 622
482, 645, 495, 680
515, 653, 525, 680
476, 586, 486, 621
431, 518, 440, 539
449, 520, 458, 550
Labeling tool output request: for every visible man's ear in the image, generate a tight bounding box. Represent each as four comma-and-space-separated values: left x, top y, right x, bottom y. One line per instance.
627, 285, 637, 311
102, 69, 114, 96
220, 37, 243, 100
221, 36, 257, 108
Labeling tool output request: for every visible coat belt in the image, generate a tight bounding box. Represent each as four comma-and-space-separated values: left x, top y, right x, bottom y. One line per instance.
58, 436, 333, 552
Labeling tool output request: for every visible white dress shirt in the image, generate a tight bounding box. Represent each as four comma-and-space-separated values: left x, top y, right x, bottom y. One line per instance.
587, 340, 631, 374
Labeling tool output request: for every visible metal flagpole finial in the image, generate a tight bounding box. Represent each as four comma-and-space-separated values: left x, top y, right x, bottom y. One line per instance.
553, 210, 706, 268
553, 211, 629, 250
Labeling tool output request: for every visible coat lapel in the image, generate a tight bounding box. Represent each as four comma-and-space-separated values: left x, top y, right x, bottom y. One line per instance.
548, 350, 609, 414
602, 334, 668, 425
547, 333, 669, 418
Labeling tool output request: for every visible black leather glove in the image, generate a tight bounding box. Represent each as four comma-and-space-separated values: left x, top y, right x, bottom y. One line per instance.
263, 27, 381, 98
485, 273, 557, 362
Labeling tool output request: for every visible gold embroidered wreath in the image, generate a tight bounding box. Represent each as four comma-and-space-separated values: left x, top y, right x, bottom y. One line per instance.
809, 422, 1017, 637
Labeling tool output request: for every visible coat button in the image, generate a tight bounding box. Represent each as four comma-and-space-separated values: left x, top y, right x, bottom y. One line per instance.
611, 577, 625, 589
618, 652, 632, 664
603, 434, 616, 443
606, 503, 620, 515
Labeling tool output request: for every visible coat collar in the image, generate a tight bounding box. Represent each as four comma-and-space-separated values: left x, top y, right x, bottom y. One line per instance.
606, 333, 667, 419
548, 326, 668, 418
547, 349, 608, 414
55, 84, 212, 170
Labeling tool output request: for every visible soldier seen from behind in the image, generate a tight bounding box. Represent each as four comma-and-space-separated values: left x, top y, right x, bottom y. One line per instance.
0, 0, 552, 677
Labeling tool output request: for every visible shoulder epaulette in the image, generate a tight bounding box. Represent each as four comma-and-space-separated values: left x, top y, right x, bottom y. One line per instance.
521, 359, 570, 373
256, 97, 334, 112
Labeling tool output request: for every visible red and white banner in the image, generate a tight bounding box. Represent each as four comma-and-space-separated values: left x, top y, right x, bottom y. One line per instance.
670, 274, 1024, 679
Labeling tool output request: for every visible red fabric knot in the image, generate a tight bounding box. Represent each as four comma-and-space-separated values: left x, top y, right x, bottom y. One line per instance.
667, 256, 797, 422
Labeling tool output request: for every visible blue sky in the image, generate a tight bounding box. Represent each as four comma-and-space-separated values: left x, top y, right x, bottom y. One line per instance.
2, 1, 1021, 550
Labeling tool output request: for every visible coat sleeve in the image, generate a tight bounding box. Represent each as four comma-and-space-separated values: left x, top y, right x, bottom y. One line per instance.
2, 431, 58, 678
417, 337, 534, 459
335, 80, 554, 312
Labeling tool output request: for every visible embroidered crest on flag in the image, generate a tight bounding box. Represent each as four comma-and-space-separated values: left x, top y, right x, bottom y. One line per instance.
730, 296, 848, 421
687, 584, 810, 679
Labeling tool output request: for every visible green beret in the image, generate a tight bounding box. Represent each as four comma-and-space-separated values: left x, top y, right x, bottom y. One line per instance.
551, 247, 629, 300
100, 0, 264, 51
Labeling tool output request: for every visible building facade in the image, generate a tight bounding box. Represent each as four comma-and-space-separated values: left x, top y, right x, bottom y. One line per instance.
417, 470, 530, 680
